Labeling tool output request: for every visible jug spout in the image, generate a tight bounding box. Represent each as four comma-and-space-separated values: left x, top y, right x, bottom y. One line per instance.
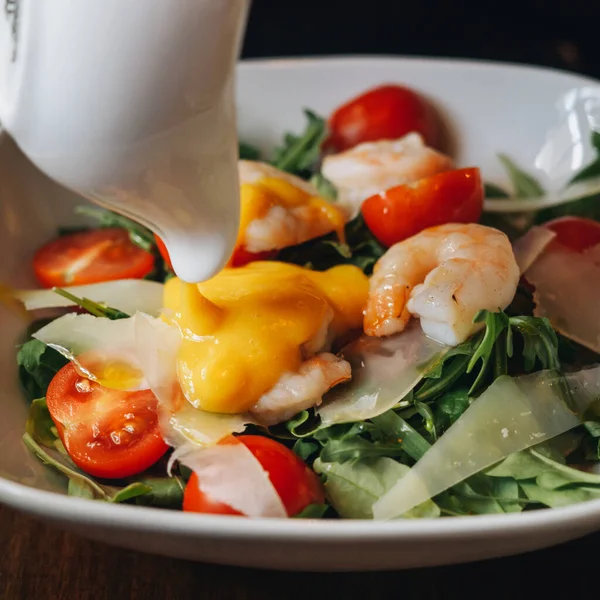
0, 0, 250, 283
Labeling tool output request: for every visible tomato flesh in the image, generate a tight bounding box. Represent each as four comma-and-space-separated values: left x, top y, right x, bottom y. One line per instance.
543, 216, 600, 253
46, 363, 168, 479
327, 84, 440, 152
183, 435, 324, 517
33, 228, 154, 288
361, 167, 483, 247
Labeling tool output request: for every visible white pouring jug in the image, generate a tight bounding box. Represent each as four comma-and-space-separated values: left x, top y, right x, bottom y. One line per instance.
0, 0, 250, 282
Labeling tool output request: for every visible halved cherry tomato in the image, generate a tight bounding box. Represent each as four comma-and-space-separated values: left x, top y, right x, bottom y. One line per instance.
46, 363, 168, 479
33, 228, 154, 288
543, 216, 600, 253
228, 246, 277, 267
327, 84, 440, 152
183, 435, 324, 517
361, 168, 483, 248
155, 234, 275, 271
154, 233, 173, 271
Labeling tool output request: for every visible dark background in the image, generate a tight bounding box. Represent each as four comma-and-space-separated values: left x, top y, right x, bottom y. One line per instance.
3, 4, 600, 599
243, 2, 600, 79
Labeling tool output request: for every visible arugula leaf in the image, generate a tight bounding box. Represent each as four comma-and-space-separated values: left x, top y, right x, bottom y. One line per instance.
271, 110, 327, 176
67, 478, 96, 499
277, 214, 385, 275
292, 504, 330, 519
498, 154, 545, 197
24, 433, 184, 507
130, 477, 184, 507
314, 457, 440, 519
568, 131, 600, 185
239, 141, 261, 161
319, 437, 406, 463
467, 310, 510, 393
17, 339, 69, 401
509, 316, 560, 371
370, 411, 431, 462
414, 401, 437, 441
433, 388, 471, 434
24, 433, 109, 499
25, 397, 58, 447
281, 409, 323, 438
292, 439, 319, 461
52, 288, 129, 320
484, 182, 510, 198
309, 173, 338, 201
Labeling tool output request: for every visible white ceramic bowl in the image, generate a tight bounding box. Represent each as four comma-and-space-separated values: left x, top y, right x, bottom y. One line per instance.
2, 57, 600, 571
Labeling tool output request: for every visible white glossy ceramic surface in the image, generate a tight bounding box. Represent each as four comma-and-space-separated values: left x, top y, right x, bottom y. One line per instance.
2, 57, 600, 571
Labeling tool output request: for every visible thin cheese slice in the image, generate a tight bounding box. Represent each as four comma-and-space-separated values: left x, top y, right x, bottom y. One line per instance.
317, 322, 446, 425
179, 439, 288, 518
15, 280, 164, 316
526, 244, 600, 353
373, 366, 600, 520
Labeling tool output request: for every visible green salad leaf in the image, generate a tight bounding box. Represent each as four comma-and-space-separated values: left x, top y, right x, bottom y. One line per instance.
483, 182, 510, 198
25, 397, 58, 447
314, 457, 440, 519
292, 504, 330, 519
568, 131, 600, 185
17, 339, 69, 402
239, 141, 261, 161
52, 288, 130, 320
277, 214, 385, 275
309, 173, 338, 200
497, 154, 545, 198
271, 110, 327, 177
23, 433, 184, 507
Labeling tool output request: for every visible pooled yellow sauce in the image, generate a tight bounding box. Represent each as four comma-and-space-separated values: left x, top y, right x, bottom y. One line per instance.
163, 262, 368, 414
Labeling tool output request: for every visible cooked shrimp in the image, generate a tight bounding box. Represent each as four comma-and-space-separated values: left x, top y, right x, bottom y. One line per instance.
321, 133, 453, 216
364, 223, 519, 346
238, 161, 348, 253
250, 353, 351, 426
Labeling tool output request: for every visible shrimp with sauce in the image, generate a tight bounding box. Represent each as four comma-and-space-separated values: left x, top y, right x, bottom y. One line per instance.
364, 223, 520, 346
250, 353, 351, 426
237, 161, 348, 253
321, 133, 453, 216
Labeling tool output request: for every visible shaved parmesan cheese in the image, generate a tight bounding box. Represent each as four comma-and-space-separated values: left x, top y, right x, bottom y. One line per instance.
526, 244, 600, 353
178, 439, 288, 518
317, 322, 446, 425
33, 313, 148, 390
373, 366, 600, 520
512, 226, 556, 274
132, 312, 252, 448
15, 280, 164, 316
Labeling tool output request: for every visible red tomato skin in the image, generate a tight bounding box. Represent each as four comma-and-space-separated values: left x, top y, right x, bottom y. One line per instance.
154, 234, 173, 271
33, 228, 154, 288
543, 217, 600, 253
327, 84, 439, 152
183, 435, 324, 517
228, 246, 277, 268
46, 363, 168, 479
361, 168, 483, 248
155, 234, 275, 271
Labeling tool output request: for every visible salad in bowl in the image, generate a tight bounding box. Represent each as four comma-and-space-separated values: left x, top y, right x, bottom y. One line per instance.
10, 81, 600, 522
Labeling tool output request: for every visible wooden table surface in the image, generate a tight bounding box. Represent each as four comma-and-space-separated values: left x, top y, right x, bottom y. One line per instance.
0, 502, 597, 600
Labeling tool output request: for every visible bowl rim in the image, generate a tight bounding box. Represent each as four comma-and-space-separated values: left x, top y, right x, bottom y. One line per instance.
3, 54, 600, 541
